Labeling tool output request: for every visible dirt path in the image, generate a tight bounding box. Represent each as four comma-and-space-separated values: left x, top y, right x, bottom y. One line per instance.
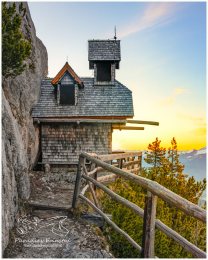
4, 171, 113, 258
4, 209, 112, 258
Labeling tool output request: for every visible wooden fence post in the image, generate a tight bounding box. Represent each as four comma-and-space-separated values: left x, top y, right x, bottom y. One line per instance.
141, 191, 157, 258
139, 155, 142, 172
131, 157, 135, 170
72, 155, 84, 209
118, 159, 123, 169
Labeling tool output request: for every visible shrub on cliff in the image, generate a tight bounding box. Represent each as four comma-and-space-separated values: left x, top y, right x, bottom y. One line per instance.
2, 2, 31, 78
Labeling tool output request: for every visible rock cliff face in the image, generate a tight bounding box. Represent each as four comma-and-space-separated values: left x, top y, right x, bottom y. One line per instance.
2, 2, 48, 251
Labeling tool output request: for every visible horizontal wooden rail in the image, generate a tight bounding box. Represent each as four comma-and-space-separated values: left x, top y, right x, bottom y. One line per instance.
79, 194, 142, 254
82, 174, 206, 258
99, 152, 142, 162
123, 159, 141, 167
80, 152, 206, 223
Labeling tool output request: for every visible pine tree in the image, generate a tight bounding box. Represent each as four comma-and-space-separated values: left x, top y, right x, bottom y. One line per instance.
144, 137, 169, 176
168, 137, 184, 175
2, 2, 31, 79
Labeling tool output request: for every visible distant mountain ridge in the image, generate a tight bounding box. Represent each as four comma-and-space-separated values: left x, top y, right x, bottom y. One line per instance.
179, 147, 206, 181
141, 147, 206, 181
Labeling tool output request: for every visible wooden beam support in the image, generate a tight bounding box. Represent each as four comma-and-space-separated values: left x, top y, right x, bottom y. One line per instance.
112, 126, 144, 130
34, 118, 127, 124
127, 120, 159, 126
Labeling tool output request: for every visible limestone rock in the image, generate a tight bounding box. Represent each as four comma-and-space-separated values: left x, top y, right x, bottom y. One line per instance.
2, 2, 48, 251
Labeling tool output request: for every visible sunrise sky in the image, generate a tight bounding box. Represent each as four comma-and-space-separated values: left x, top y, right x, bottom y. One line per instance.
28, 2, 206, 151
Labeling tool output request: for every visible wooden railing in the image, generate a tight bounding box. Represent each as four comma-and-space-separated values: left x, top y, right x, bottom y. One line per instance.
72, 152, 206, 258
100, 151, 142, 173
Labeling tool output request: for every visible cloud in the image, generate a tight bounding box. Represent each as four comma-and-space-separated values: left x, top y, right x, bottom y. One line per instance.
119, 3, 177, 38
159, 87, 188, 107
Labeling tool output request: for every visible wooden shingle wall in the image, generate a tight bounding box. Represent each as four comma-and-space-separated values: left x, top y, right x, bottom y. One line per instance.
41, 123, 112, 164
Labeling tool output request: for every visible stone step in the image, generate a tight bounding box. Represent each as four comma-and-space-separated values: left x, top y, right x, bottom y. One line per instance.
32, 209, 70, 218
28, 200, 71, 211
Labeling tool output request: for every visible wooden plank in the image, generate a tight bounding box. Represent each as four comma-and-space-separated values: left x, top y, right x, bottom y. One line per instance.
112, 126, 144, 130
141, 192, 157, 258
80, 152, 206, 223
79, 194, 142, 254
127, 120, 159, 126
72, 156, 84, 209
99, 152, 142, 162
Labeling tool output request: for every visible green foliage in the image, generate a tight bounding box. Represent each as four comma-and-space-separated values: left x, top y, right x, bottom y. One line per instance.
144, 137, 168, 176
2, 2, 32, 78
168, 137, 184, 174
100, 138, 206, 258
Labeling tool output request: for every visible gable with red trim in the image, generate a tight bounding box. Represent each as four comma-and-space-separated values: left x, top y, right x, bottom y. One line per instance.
51, 62, 83, 87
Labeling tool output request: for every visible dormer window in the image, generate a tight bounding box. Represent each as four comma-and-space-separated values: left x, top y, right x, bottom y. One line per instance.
59, 73, 75, 105
59, 83, 75, 105
51, 62, 84, 106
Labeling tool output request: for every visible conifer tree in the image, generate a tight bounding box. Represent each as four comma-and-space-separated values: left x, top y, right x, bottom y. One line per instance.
144, 137, 169, 176
2, 2, 31, 79
168, 137, 184, 175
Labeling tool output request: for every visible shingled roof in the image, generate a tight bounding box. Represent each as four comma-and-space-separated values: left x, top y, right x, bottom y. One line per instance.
51, 62, 83, 87
32, 78, 134, 118
88, 40, 121, 61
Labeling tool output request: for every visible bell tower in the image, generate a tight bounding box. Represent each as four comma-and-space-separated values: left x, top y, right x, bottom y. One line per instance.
88, 39, 121, 85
